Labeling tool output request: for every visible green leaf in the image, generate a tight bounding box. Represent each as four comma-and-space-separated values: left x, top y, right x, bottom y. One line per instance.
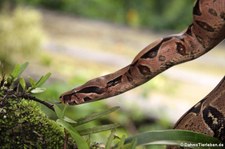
54, 104, 64, 119
57, 119, 89, 149
116, 135, 126, 149
80, 124, 119, 136
64, 116, 77, 124
129, 138, 137, 149
31, 87, 46, 94
119, 138, 137, 149
78, 123, 120, 136
54, 104, 69, 120
29, 77, 36, 87
11, 62, 29, 80
76, 106, 120, 126
19, 78, 26, 90
123, 130, 223, 148
105, 129, 116, 149
27, 77, 36, 92
35, 72, 51, 87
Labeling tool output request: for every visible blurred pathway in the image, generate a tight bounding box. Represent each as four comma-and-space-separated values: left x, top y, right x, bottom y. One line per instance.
44, 42, 224, 87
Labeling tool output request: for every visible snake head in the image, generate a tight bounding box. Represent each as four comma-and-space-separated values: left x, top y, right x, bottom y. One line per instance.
60, 85, 106, 105
60, 77, 109, 105
59, 90, 85, 105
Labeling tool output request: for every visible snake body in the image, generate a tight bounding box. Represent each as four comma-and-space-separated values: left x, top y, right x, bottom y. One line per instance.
174, 77, 225, 141
167, 77, 225, 148
60, 0, 225, 145
60, 0, 225, 105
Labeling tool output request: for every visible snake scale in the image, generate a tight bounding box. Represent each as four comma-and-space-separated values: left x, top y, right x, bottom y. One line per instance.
60, 0, 225, 145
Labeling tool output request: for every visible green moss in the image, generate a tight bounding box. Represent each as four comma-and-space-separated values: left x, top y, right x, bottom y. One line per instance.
0, 98, 74, 148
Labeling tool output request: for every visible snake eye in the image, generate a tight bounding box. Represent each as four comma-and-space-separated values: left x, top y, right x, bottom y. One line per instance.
77, 86, 104, 94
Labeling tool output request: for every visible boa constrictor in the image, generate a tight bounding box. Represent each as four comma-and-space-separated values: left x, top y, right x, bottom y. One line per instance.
60, 0, 225, 145
167, 77, 225, 149
60, 0, 225, 104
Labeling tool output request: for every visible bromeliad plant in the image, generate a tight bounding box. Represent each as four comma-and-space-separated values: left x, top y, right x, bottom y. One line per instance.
0, 62, 223, 149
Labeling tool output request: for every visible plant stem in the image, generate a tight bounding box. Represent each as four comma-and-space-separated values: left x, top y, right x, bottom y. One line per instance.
4, 93, 55, 111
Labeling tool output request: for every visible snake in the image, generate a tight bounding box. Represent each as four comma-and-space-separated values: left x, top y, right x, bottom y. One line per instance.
167, 77, 225, 149
60, 0, 225, 105
60, 0, 225, 145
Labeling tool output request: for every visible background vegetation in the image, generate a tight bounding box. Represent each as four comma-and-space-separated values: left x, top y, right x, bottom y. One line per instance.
13, 0, 194, 30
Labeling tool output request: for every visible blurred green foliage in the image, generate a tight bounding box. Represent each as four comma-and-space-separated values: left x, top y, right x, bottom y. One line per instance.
15, 0, 194, 30
0, 6, 45, 71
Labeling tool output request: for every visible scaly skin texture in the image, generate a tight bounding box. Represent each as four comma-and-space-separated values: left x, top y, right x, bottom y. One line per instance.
175, 77, 225, 140
60, 0, 225, 105
167, 77, 225, 149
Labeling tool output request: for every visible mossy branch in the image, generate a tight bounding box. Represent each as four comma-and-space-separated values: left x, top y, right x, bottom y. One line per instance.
3, 93, 54, 111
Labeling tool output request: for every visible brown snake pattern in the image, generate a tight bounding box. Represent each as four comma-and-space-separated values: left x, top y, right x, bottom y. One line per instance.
60, 0, 225, 145
60, 0, 225, 105
166, 77, 225, 149
174, 77, 225, 141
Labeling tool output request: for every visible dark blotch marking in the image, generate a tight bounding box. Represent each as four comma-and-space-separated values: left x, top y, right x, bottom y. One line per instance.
126, 69, 133, 82
203, 106, 225, 141
141, 45, 158, 59
162, 37, 172, 42
180, 38, 185, 42
190, 100, 203, 114
84, 97, 92, 101
141, 37, 171, 59
183, 98, 202, 115
220, 12, 225, 20
137, 65, 151, 75
126, 75, 133, 82
159, 55, 166, 61
130, 60, 138, 67
173, 101, 203, 129
196, 21, 215, 32
193, 0, 201, 16
208, 8, 217, 16
128, 68, 132, 76
107, 76, 122, 87
77, 86, 104, 94
186, 24, 193, 36
176, 42, 187, 56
